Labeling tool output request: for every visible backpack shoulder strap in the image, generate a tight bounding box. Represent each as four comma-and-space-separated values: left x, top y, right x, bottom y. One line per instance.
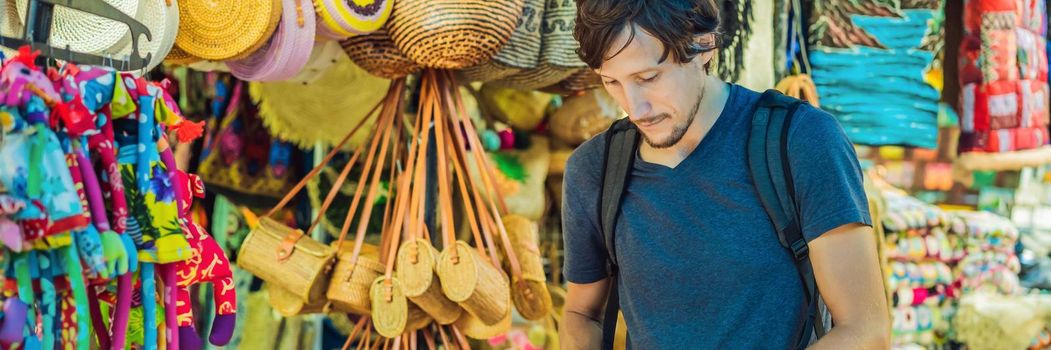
748, 89, 827, 348
598, 117, 639, 350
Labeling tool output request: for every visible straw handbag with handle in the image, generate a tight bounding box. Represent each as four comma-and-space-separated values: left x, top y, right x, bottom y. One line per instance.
324, 80, 406, 316
501, 214, 552, 320
236, 94, 383, 307
387, 0, 525, 69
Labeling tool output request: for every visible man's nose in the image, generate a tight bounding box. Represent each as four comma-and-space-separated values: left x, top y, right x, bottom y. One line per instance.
624, 87, 651, 119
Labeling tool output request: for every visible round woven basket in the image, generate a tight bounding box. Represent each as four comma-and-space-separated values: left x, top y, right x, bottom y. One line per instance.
268, 283, 331, 317
340, 29, 421, 79
436, 241, 510, 325
315, 0, 393, 38
387, 0, 525, 69
227, 0, 317, 81
455, 0, 545, 82
16, 0, 138, 54
249, 49, 389, 150
501, 215, 552, 320
396, 239, 462, 325
370, 276, 408, 338
490, 64, 577, 91
326, 244, 384, 315
453, 292, 513, 340
175, 0, 283, 60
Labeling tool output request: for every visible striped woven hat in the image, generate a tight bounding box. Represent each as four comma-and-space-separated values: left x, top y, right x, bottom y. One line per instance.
315, 0, 393, 38
175, 0, 283, 61
387, 0, 524, 69
227, 0, 318, 81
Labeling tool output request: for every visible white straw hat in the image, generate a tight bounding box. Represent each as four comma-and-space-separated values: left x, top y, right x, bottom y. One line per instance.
16, 0, 139, 54
105, 0, 181, 73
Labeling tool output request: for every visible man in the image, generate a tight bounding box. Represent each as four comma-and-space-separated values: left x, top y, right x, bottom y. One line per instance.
560, 0, 890, 349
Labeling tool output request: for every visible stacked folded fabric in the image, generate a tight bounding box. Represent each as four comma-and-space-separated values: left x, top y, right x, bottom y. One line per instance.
950, 211, 1022, 295
883, 191, 963, 347
959, 0, 1050, 153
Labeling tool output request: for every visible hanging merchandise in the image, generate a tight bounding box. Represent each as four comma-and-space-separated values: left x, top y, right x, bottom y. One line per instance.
386, 0, 523, 69
341, 29, 422, 80
959, 0, 1050, 153
14, 0, 139, 56
716, 0, 778, 91
458, 0, 546, 83
807, 1, 943, 148
226, 0, 317, 82
547, 88, 620, 146
0, 48, 236, 349
314, 0, 393, 39
476, 84, 553, 132
490, 0, 586, 91
101, 0, 181, 73
249, 48, 388, 149
196, 78, 305, 208
174, 0, 282, 61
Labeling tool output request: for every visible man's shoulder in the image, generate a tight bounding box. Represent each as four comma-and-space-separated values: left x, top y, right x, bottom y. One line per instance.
564, 126, 612, 186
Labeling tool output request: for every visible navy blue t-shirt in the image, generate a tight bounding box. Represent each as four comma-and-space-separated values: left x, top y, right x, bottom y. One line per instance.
561, 84, 872, 349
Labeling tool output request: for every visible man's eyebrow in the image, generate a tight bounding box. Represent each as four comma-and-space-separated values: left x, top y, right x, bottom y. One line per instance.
598, 68, 660, 80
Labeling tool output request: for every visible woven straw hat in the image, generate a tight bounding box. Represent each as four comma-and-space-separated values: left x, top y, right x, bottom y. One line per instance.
457, 0, 545, 82
175, 0, 283, 61
1, 0, 23, 58
104, 0, 180, 73
340, 29, 420, 80
387, 0, 524, 69
315, 0, 393, 38
249, 49, 389, 149
286, 40, 345, 84
164, 45, 201, 65
227, 0, 317, 81
15, 0, 138, 54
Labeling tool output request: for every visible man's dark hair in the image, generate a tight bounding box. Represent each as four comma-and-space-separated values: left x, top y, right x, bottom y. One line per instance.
574, 0, 721, 69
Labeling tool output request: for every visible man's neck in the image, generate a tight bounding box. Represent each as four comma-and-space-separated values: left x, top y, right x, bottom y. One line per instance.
639, 78, 730, 168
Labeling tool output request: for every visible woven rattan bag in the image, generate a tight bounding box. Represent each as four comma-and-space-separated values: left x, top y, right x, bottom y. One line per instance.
501, 215, 552, 320
491, 0, 587, 89
324, 81, 407, 316
175, 0, 282, 60
387, 0, 525, 69
237, 97, 381, 307
341, 29, 421, 80
549, 88, 621, 146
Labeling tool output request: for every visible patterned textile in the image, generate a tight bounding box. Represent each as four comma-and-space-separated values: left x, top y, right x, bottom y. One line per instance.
808, 1, 943, 148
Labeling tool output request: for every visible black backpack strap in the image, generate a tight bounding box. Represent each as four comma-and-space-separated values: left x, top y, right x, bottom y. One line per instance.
599, 118, 640, 350
748, 89, 827, 349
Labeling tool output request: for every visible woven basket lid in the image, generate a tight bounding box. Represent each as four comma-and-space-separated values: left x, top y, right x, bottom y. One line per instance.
538, 0, 585, 68
387, 0, 525, 69
490, 63, 576, 91
250, 49, 389, 149
316, 0, 393, 38
340, 29, 420, 80
104, 0, 180, 73
175, 0, 283, 61
227, 0, 317, 81
16, 0, 138, 54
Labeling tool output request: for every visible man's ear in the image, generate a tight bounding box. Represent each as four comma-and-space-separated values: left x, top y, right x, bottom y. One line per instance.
694, 33, 718, 68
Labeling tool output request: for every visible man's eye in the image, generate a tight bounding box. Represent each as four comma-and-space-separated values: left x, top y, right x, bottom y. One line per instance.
603, 80, 619, 86
640, 74, 659, 82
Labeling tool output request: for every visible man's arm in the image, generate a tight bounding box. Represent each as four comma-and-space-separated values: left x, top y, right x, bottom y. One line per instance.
806, 223, 890, 350
561, 278, 611, 350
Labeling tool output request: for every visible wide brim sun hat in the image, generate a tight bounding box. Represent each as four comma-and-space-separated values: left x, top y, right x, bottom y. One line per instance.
16, 0, 139, 54
104, 0, 181, 73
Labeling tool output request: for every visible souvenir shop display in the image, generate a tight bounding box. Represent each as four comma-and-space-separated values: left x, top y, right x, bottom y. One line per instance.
0, 46, 236, 349
958, 0, 1050, 153
808, 0, 944, 148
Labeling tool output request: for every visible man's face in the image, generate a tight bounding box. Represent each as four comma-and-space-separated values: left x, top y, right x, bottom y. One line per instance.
596, 26, 713, 149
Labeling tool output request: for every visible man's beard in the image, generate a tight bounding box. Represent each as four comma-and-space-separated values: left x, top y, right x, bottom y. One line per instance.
639, 91, 704, 149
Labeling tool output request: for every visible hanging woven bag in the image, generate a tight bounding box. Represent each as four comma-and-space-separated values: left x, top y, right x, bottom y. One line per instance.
227, 0, 318, 81
386, 0, 525, 69
341, 29, 422, 80
313, 0, 393, 38
174, 0, 283, 60
501, 214, 552, 320
458, 0, 546, 82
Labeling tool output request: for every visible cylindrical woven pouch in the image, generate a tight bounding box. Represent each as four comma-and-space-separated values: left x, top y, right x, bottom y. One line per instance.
387, 0, 525, 69
549, 89, 620, 146
370, 276, 408, 338
326, 243, 384, 315
237, 217, 336, 303
453, 291, 513, 340
227, 0, 318, 81
436, 241, 510, 325
457, 0, 546, 82
268, 283, 331, 316
175, 0, 283, 60
396, 239, 462, 325
501, 215, 552, 321
341, 29, 421, 79
314, 0, 393, 38
405, 301, 433, 332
